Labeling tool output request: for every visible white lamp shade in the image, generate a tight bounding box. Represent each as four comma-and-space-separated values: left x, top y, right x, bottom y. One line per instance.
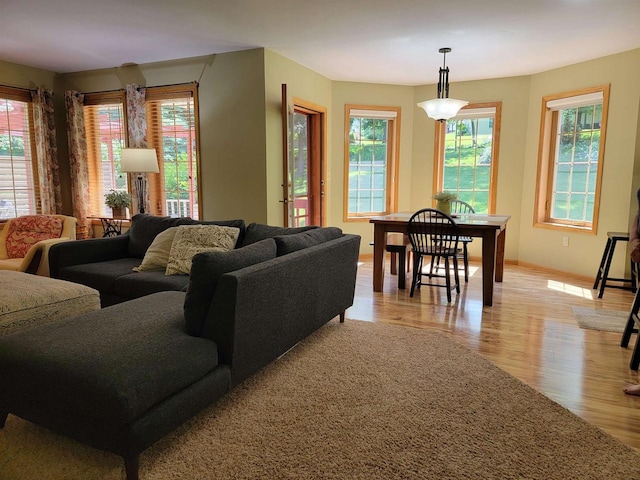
417, 98, 469, 121
120, 148, 159, 173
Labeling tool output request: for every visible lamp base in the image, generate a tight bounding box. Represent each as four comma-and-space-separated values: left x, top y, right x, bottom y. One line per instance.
135, 175, 146, 215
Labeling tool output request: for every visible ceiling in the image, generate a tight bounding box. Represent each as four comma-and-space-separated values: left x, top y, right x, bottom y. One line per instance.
2, 0, 640, 86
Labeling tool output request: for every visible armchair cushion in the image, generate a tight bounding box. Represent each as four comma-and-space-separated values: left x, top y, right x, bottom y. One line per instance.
5, 215, 63, 258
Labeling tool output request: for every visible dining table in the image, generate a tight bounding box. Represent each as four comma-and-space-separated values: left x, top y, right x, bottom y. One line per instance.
369, 212, 511, 306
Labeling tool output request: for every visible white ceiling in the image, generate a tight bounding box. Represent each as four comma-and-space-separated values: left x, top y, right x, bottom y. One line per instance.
2, 0, 640, 86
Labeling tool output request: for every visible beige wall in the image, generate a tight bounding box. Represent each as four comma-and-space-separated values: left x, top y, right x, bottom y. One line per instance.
411, 76, 531, 262
3, 47, 640, 279
519, 49, 640, 278
59, 50, 269, 223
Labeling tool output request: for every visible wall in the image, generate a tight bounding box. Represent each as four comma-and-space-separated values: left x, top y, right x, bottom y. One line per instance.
519, 49, 640, 278
411, 76, 531, 262
4, 47, 640, 279
263, 50, 333, 226
59, 50, 268, 223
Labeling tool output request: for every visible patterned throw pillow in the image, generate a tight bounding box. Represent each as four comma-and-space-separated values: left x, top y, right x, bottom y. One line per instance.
165, 225, 240, 275
5, 215, 64, 259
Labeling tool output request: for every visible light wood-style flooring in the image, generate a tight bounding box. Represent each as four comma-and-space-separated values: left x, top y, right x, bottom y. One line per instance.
348, 256, 640, 452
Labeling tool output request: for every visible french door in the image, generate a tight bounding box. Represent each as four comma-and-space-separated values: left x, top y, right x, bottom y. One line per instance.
281, 85, 325, 227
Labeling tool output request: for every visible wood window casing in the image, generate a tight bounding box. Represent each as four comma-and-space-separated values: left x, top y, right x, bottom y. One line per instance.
145, 83, 201, 219
83, 90, 127, 217
0, 85, 40, 219
534, 85, 610, 234
344, 104, 400, 221
433, 102, 502, 214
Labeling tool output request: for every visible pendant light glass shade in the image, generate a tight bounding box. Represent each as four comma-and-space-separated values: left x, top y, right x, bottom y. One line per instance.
417, 48, 468, 122
417, 98, 469, 121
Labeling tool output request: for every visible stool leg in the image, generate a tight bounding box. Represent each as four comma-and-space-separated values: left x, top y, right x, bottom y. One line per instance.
632, 260, 638, 293
594, 238, 612, 290
621, 288, 640, 347
598, 238, 617, 298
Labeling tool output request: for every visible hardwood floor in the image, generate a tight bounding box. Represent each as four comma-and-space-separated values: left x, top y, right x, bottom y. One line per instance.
348, 256, 640, 452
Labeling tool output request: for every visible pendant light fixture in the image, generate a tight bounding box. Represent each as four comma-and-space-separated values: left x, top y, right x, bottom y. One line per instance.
417, 47, 468, 122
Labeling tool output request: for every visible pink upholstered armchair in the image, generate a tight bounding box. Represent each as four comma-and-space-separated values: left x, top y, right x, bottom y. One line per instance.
0, 215, 77, 276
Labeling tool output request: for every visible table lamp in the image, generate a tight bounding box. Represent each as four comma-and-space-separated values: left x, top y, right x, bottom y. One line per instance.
120, 148, 159, 214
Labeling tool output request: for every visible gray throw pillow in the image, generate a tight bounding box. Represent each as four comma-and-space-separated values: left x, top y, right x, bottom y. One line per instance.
183, 238, 277, 337
240, 223, 318, 247
274, 227, 343, 256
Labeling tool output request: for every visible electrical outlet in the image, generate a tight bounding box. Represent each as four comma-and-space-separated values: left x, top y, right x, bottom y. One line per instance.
562, 236, 569, 247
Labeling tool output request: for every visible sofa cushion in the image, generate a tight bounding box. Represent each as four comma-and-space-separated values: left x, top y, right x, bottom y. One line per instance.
127, 215, 246, 258
5, 215, 63, 258
184, 238, 277, 337
274, 227, 343, 256
240, 223, 318, 247
57, 258, 141, 294
114, 271, 190, 300
177, 217, 246, 248
166, 225, 240, 275
0, 291, 223, 427
133, 227, 179, 272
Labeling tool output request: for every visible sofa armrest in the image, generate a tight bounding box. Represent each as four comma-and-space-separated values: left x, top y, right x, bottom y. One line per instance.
207, 234, 361, 386
19, 237, 75, 276
49, 234, 131, 278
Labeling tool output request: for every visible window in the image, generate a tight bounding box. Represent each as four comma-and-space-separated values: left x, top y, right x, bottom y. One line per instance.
0, 86, 39, 219
146, 84, 201, 219
344, 105, 400, 220
534, 85, 610, 233
433, 102, 501, 214
82, 83, 201, 220
83, 92, 127, 216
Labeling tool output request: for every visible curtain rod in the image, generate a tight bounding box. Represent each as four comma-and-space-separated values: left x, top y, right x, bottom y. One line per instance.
0, 84, 36, 93
135, 80, 198, 92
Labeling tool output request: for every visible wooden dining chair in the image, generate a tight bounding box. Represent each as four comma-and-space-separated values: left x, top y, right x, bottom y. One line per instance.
407, 208, 460, 302
450, 199, 475, 282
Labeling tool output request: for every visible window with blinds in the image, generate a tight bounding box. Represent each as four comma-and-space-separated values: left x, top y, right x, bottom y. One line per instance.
0, 86, 40, 220
146, 83, 200, 219
83, 91, 127, 216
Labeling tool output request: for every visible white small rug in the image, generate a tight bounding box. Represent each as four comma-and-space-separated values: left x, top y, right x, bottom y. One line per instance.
572, 306, 629, 333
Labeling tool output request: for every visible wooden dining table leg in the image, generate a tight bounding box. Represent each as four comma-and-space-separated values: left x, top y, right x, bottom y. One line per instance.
373, 224, 387, 292
495, 227, 506, 282
481, 229, 498, 306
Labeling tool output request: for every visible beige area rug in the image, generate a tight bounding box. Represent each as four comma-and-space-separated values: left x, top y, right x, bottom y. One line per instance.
2, 320, 640, 479
572, 306, 629, 333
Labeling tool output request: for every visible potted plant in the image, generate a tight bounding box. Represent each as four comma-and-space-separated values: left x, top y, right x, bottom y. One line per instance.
432, 191, 457, 215
104, 190, 131, 219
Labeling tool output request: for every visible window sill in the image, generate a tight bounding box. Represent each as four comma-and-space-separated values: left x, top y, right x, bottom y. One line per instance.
534, 221, 595, 235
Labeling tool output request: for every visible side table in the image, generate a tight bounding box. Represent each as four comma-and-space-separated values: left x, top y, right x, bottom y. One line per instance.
88, 217, 128, 237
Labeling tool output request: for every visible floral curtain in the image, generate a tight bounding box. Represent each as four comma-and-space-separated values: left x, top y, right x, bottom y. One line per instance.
31, 88, 62, 214
64, 90, 91, 234
125, 84, 150, 215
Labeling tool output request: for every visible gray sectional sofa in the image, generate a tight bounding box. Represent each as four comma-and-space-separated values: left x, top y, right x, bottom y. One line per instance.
0, 215, 361, 480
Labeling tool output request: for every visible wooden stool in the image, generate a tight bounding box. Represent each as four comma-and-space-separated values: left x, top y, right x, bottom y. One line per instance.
370, 234, 411, 289
593, 232, 637, 298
